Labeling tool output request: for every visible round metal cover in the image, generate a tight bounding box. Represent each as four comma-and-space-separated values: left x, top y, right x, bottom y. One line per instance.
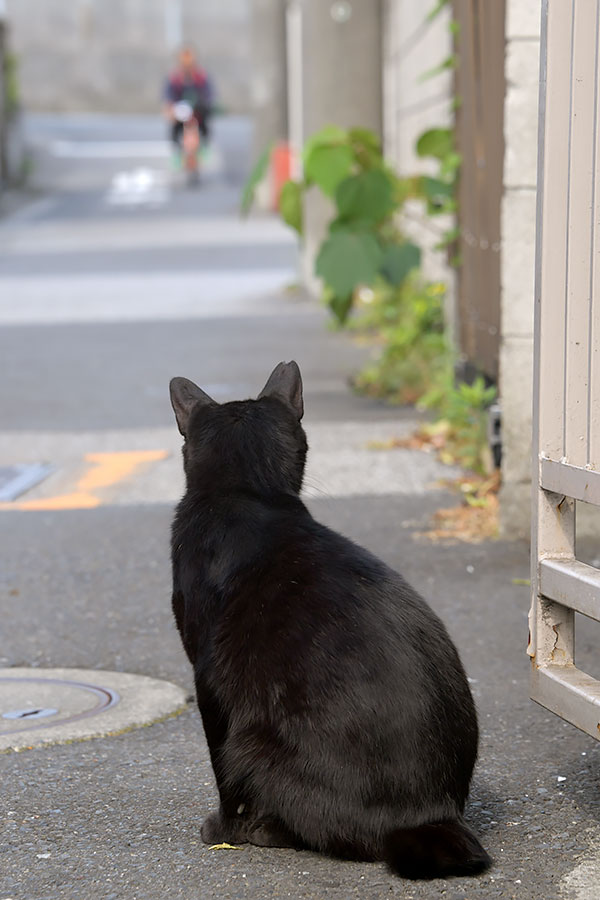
0, 668, 188, 752
0, 676, 118, 736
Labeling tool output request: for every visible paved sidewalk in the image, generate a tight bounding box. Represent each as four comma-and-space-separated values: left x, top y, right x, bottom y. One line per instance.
1, 114, 599, 900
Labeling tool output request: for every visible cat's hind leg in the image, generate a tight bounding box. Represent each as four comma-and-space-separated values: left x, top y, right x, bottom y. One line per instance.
200, 806, 249, 845
246, 816, 301, 849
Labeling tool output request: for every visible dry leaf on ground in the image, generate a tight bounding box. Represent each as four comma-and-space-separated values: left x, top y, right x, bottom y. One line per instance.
208, 843, 244, 851
419, 470, 501, 543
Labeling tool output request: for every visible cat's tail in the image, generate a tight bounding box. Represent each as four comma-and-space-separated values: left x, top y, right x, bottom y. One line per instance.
383, 819, 492, 880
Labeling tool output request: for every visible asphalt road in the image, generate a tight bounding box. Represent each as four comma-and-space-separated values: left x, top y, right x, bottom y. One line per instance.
1, 114, 599, 900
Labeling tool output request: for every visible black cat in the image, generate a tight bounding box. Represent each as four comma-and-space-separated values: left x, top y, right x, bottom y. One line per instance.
169, 361, 491, 880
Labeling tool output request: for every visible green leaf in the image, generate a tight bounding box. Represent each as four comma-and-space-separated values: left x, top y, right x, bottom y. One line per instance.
426, 0, 449, 22
418, 54, 457, 83
279, 179, 303, 234
440, 150, 461, 178
395, 174, 423, 204
302, 125, 348, 162
329, 293, 354, 324
347, 127, 383, 168
304, 143, 354, 196
348, 127, 381, 153
335, 170, 395, 223
416, 128, 454, 161
4, 52, 20, 115
240, 144, 272, 216
379, 242, 421, 286
434, 224, 460, 252
329, 216, 375, 233
421, 175, 455, 211
316, 230, 384, 311
465, 495, 489, 508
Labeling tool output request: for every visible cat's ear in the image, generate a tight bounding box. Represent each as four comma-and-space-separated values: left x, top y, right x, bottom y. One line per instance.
169, 377, 215, 436
258, 360, 304, 420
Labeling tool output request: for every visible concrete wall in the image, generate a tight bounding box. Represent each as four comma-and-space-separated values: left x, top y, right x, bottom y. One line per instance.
289, 0, 383, 293
382, 0, 455, 329
382, 1, 452, 176
499, 0, 541, 538
4, 0, 252, 114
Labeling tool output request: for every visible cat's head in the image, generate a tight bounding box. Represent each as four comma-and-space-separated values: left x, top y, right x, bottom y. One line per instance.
169, 361, 307, 497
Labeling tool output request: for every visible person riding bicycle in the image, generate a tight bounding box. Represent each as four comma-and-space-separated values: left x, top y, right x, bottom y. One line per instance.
164, 46, 214, 150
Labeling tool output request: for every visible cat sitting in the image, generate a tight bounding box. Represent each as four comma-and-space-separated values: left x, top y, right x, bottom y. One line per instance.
169, 361, 491, 880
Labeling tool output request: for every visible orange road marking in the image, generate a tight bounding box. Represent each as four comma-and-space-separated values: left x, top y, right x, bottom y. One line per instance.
0, 450, 169, 511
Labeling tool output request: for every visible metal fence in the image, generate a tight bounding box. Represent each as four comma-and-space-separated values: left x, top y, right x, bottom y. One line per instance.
530, 0, 600, 741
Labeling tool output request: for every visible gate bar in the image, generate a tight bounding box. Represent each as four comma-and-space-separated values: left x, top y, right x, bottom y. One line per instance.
540, 558, 600, 622
541, 457, 600, 504
532, 666, 600, 739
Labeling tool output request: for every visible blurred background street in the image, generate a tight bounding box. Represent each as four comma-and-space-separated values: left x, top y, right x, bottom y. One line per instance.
1, 2, 599, 899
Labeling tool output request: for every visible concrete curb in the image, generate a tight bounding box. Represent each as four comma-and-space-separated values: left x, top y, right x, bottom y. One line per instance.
0, 667, 189, 752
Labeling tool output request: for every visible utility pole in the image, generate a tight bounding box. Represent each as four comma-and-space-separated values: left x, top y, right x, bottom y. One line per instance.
250, 0, 288, 164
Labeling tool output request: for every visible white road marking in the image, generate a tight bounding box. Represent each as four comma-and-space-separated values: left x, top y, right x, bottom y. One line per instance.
0, 215, 296, 254
51, 140, 171, 159
49, 140, 225, 176
0, 270, 300, 325
106, 167, 170, 207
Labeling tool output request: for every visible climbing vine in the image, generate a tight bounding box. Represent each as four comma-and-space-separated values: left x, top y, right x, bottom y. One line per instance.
242, 0, 498, 478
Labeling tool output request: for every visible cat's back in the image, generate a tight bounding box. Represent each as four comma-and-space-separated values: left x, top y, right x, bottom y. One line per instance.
207, 496, 456, 679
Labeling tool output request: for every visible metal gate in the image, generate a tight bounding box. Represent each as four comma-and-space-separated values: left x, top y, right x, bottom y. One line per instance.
530, 0, 600, 741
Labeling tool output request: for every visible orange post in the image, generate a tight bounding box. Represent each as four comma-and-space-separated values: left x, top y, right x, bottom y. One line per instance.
271, 142, 293, 210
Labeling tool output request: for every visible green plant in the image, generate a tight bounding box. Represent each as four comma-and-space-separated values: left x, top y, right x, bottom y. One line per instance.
3, 52, 20, 118
240, 143, 272, 216
239, 2, 497, 479
420, 375, 497, 473
244, 125, 422, 325
303, 126, 423, 323
352, 277, 449, 405
349, 276, 496, 473
395, 126, 460, 252
241, 115, 459, 322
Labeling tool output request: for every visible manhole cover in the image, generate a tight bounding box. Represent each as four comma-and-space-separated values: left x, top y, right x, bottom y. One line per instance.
0, 463, 53, 501
0, 668, 187, 752
0, 676, 119, 737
